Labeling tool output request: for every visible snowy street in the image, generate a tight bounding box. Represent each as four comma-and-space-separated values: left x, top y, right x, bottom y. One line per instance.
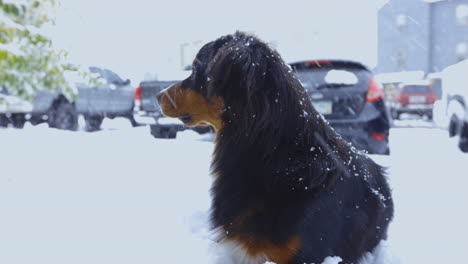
1, 120, 467, 264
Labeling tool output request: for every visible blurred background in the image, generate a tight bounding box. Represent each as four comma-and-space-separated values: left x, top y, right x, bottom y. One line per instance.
1, 0, 467, 264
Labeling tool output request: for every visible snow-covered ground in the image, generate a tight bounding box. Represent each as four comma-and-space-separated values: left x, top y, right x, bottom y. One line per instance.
1, 118, 467, 264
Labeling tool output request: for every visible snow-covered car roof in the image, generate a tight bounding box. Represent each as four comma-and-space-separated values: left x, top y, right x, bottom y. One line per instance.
289, 59, 371, 71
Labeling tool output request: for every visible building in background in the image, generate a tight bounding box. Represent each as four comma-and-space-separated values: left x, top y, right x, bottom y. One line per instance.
376, 0, 468, 76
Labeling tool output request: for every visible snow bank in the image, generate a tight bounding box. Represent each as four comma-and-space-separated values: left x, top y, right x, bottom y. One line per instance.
358, 241, 400, 264
2, 123, 467, 264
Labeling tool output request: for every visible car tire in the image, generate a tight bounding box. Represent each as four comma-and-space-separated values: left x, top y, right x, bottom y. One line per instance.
10, 113, 26, 129
150, 124, 164, 138
150, 125, 177, 139
459, 138, 468, 153
48, 96, 78, 131
459, 122, 468, 153
167, 128, 177, 139
84, 114, 104, 132
47, 100, 78, 131
54, 102, 78, 131
449, 114, 459, 137
29, 115, 44, 126
0, 114, 9, 127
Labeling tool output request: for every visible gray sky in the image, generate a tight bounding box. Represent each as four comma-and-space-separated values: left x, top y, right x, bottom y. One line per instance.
50, 0, 387, 84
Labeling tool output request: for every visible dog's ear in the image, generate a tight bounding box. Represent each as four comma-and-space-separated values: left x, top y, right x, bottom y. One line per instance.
205, 40, 268, 102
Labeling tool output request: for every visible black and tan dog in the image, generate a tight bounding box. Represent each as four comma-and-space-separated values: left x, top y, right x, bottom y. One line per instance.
157, 32, 393, 264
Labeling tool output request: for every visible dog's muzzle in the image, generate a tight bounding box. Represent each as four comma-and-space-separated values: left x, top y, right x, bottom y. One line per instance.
157, 87, 177, 109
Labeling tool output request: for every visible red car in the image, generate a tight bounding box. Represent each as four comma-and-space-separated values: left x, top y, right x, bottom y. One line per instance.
392, 84, 437, 120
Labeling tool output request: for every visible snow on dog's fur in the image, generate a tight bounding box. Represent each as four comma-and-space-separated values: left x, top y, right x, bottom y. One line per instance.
158, 31, 394, 264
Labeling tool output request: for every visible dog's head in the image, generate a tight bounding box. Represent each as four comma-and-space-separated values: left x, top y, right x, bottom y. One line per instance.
158, 31, 308, 135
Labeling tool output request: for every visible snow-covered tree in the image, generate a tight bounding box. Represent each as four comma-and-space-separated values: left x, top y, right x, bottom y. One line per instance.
0, 0, 96, 102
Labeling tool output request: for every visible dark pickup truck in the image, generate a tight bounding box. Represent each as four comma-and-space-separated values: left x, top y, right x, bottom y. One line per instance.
133, 80, 211, 138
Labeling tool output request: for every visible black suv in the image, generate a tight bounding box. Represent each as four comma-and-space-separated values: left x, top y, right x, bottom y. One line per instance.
290, 60, 390, 155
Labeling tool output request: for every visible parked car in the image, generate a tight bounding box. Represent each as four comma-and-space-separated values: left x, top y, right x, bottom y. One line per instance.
433, 59, 468, 153
0, 86, 33, 128
391, 82, 437, 120
1, 67, 137, 131
134, 79, 211, 139
75, 67, 138, 131
290, 60, 390, 155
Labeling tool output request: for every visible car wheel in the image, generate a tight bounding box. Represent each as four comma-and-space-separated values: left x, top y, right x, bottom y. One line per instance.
150, 124, 164, 138
167, 128, 177, 138
84, 115, 104, 132
47, 96, 78, 131
29, 115, 44, 126
10, 113, 26, 129
459, 137, 468, 153
0, 114, 9, 127
459, 122, 468, 153
449, 114, 459, 137
54, 102, 78, 131
150, 125, 176, 139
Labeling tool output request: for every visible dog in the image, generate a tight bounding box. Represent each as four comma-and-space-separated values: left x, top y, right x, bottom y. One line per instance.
157, 32, 393, 264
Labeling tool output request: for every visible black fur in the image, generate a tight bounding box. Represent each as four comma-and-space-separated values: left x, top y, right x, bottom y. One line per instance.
184, 32, 393, 264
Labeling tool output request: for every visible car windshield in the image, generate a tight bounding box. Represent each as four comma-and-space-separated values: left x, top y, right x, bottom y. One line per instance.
403, 85, 431, 94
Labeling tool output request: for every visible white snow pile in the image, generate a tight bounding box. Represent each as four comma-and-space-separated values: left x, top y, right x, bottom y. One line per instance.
321, 256, 343, 264
0, 124, 401, 264
356, 241, 400, 264
4, 122, 468, 264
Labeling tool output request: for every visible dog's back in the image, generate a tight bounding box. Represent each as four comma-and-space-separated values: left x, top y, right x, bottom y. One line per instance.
292, 150, 393, 263
211, 111, 393, 264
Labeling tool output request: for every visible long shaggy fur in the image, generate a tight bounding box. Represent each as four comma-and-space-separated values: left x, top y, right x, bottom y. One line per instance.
180, 32, 393, 264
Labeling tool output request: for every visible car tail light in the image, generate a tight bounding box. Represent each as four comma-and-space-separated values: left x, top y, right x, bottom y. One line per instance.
366, 77, 384, 102
397, 95, 403, 103
135, 86, 141, 101
371, 133, 386, 141
397, 94, 406, 104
